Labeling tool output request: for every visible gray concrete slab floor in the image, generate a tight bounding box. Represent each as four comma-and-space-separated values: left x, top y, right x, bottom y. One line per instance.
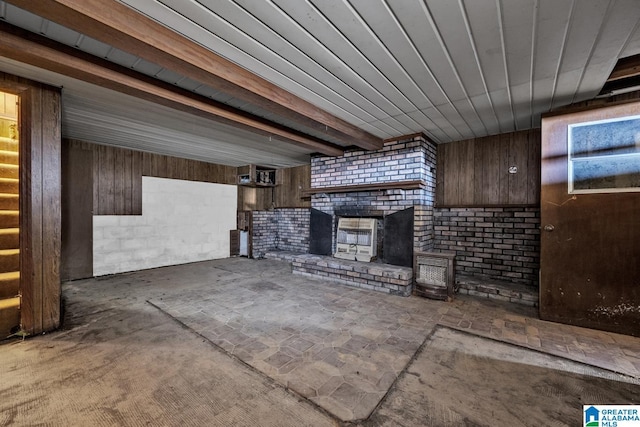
1, 258, 639, 426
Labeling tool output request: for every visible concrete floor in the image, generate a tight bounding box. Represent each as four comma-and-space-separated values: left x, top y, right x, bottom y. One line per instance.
1, 257, 639, 426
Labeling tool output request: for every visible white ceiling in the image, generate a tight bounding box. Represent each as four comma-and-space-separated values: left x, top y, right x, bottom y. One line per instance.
1, 0, 639, 167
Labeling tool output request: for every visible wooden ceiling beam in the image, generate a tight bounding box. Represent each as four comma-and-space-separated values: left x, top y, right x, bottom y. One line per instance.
5, 0, 382, 151
0, 22, 344, 157
607, 54, 640, 82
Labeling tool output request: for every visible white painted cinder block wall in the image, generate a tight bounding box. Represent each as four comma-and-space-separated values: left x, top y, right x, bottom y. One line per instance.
93, 176, 237, 276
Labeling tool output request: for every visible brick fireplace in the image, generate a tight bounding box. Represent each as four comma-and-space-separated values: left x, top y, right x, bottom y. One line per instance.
254, 132, 540, 298
309, 134, 437, 267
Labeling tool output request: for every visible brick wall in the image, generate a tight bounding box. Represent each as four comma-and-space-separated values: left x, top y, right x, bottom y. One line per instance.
251, 208, 309, 258
93, 177, 236, 275
311, 136, 435, 194
251, 211, 277, 258
433, 207, 540, 286
311, 135, 437, 253
276, 208, 310, 253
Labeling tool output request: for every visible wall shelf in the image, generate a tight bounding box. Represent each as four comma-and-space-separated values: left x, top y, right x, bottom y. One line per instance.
237, 164, 276, 187
302, 180, 425, 197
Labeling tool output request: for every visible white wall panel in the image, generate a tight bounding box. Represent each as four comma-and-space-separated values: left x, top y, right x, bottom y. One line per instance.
93, 177, 236, 276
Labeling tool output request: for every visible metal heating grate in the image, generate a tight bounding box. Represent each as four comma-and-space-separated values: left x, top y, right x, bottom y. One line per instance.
417, 256, 448, 287
413, 252, 456, 301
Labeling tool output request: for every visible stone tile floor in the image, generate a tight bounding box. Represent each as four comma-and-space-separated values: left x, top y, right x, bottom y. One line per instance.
149, 258, 640, 422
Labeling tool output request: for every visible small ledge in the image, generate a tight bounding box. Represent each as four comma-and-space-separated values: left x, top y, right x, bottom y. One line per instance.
302, 180, 425, 197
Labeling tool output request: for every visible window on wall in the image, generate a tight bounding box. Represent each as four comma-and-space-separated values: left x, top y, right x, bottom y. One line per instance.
568, 115, 640, 193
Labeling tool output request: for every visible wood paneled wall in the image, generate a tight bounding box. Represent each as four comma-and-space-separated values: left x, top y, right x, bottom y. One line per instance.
62, 140, 239, 280
275, 164, 310, 208
237, 186, 273, 211
237, 164, 310, 211
0, 72, 62, 335
61, 141, 93, 281
142, 152, 236, 185
436, 129, 541, 206
65, 141, 238, 217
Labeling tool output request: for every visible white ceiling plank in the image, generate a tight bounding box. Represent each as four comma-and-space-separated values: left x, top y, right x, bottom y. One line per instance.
500, 0, 536, 130
621, 20, 640, 58
284, 0, 434, 134
161, 0, 394, 134
351, 0, 467, 141
530, 0, 573, 124
458, 0, 501, 134
1, 0, 638, 158
550, 0, 611, 109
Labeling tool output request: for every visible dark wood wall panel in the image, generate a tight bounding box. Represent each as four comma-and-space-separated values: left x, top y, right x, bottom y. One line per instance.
142, 152, 236, 184
0, 70, 62, 335
274, 164, 310, 208
437, 129, 541, 206
92, 144, 142, 215
77, 144, 237, 217
237, 186, 273, 211
61, 141, 93, 281
237, 164, 311, 211
41, 88, 62, 331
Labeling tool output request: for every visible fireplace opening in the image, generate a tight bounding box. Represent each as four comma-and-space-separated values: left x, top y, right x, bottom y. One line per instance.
309, 207, 414, 267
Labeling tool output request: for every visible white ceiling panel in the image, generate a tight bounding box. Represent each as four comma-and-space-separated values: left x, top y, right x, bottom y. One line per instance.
1, 0, 639, 167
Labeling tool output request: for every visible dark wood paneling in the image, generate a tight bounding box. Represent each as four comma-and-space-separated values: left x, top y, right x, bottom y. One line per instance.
61, 140, 93, 281
237, 186, 272, 211
41, 88, 61, 330
141, 151, 236, 185
0, 70, 63, 335
437, 129, 541, 207
274, 164, 310, 208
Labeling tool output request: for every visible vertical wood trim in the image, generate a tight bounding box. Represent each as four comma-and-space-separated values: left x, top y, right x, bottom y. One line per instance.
123, 149, 133, 214
41, 88, 61, 331
473, 139, 484, 205
459, 139, 474, 203
527, 129, 541, 205
132, 150, 142, 214
498, 133, 510, 203
29, 87, 44, 334
61, 139, 93, 280
114, 148, 125, 214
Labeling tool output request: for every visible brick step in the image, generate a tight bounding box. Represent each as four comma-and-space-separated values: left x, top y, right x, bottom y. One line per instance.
0, 210, 19, 228
266, 251, 414, 297
0, 296, 20, 339
0, 138, 18, 152
0, 228, 19, 249
0, 249, 19, 273
0, 194, 18, 210
0, 271, 19, 299
0, 178, 18, 194
0, 150, 19, 166
456, 273, 539, 307
0, 163, 18, 179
